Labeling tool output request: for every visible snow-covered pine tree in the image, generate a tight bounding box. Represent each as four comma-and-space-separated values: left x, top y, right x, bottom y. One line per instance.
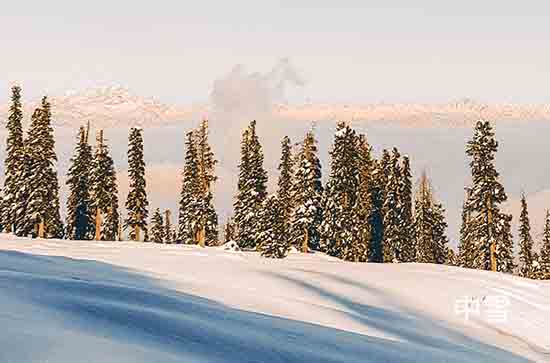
368, 159, 385, 262
224, 217, 236, 243
2, 85, 25, 233
463, 121, 513, 272
124, 127, 148, 241
178, 130, 200, 244
289, 129, 323, 252
539, 211, 550, 279
20, 98, 63, 238
150, 208, 164, 243
321, 122, 368, 261
382, 147, 402, 262
354, 134, 373, 258
234, 121, 267, 249
90, 130, 119, 241
40, 98, 64, 238
259, 195, 289, 258
399, 156, 415, 262
458, 194, 475, 268
276, 136, 294, 242
195, 119, 218, 246
66, 126, 94, 240
163, 209, 173, 243
518, 194, 534, 277
432, 202, 450, 264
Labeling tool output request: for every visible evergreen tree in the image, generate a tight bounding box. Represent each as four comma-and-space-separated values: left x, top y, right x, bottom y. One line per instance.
382, 148, 402, 262
163, 210, 173, 243
124, 127, 148, 240
321, 122, 367, 261
432, 202, 450, 264
150, 208, 164, 243
462, 121, 513, 272
178, 130, 200, 244
276, 136, 294, 241
195, 120, 218, 246
458, 193, 475, 268
259, 195, 289, 258
354, 134, 373, 259
90, 131, 119, 241
399, 156, 415, 262
224, 217, 236, 243
518, 194, 535, 277
368, 159, 385, 262
66, 126, 94, 240
539, 211, 550, 279
233, 121, 267, 249
20, 98, 63, 238
289, 129, 323, 252
2, 85, 25, 233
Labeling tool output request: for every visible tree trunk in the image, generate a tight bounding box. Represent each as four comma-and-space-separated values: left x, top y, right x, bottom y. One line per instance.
95, 208, 102, 241
37, 220, 45, 238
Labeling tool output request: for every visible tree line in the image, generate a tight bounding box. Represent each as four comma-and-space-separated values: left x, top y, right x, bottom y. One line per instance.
2, 86, 549, 280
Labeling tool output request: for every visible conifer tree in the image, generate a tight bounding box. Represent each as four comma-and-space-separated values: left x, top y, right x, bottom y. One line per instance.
462, 121, 513, 272
150, 208, 164, 243
276, 136, 294, 240
195, 120, 218, 246
259, 195, 289, 258
399, 156, 415, 262
233, 120, 267, 249
289, 129, 323, 252
458, 195, 475, 268
539, 211, 550, 279
321, 122, 367, 261
2, 85, 25, 233
163, 210, 173, 243
66, 126, 94, 240
90, 131, 119, 241
382, 148, 402, 262
354, 134, 373, 258
518, 194, 534, 277
224, 217, 236, 243
368, 159, 385, 262
431, 202, 450, 264
124, 127, 148, 240
178, 130, 200, 244
20, 98, 63, 238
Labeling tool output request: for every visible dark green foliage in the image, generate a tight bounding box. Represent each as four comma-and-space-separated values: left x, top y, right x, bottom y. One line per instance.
382, 148, 402, 262
538, 211, 550, 279
178, 130, 200, 244
399, 156, 415, 262
66, 127, 94, 240
124, 127, 148, 240
2, 85, 25, 233
90, 132, 119, 241
234, 120, 267, 249
368, 159, 385, 262
518, 194, 534, 277
276, 136, 294, 244
150, 208, 164, 243
259, 195, 289, 258
289, 129, 323, 252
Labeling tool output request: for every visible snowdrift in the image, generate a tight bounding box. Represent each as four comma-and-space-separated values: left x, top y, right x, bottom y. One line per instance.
0, 235, 548, 362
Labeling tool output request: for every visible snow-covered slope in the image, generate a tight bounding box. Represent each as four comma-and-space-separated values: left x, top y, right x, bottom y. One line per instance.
1, 235, 548, 362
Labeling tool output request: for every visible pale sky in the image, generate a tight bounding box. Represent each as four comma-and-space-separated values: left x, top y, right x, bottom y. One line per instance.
1, 1, 550, 104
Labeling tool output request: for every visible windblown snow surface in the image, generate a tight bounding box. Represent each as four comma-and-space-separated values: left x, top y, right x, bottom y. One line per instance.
1, 235, 549, 362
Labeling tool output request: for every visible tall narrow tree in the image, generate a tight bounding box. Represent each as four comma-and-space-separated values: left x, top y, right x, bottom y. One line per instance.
290, 129, 323, 252
178, 130, 200, 244
382, 147, 402, 262
259, 195, 289, 258
539, 211, 550, 279
276, 136, 294, 239
124, 127, 148, 240
150, 208, 164, 243
518, 194, 534, 277
66, 126, 94, 240
2, 85, 25, 233
399, 156, 415, 262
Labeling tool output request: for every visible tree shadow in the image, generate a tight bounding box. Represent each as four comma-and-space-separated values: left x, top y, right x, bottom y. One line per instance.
262, 269, 535, 362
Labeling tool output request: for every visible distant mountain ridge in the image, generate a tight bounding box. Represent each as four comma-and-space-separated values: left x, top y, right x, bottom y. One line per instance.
1, 86, 550, 128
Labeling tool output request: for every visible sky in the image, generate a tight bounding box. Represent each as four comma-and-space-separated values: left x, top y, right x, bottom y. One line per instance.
1, 1, 550, 105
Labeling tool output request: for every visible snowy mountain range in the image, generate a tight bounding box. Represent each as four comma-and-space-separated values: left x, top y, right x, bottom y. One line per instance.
2, 86, 550, 128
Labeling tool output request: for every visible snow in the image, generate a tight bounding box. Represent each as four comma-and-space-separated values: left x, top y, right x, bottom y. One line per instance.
1, 235, 549, 362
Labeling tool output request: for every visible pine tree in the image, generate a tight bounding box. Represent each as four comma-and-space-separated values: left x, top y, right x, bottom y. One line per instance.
163, 210, 173, 243
90, 131, 119, 241
150, 208, 164, 243
224, 217, 236, 243
320, 122, 368, 261
178, 130, 200, 244
2, 85, 25, 233
124, 127, 148, 240
369, 159, 385, 262
259, 195, 289, 258
463, 121, 513, 272
518, 194, 534, 277
20, 98, 63, 238
399, 156, 415, 262
539, 211, 550, 279
432, 202, 450, 264
382, 147, 402, 262
458, 193, 475, 268
289, 129, 323, 252
276, 136, 294, 241
195, 120, 218, 246
354, 134, 373, 259
66, 126, 94, 240
233, 120, 267, 249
